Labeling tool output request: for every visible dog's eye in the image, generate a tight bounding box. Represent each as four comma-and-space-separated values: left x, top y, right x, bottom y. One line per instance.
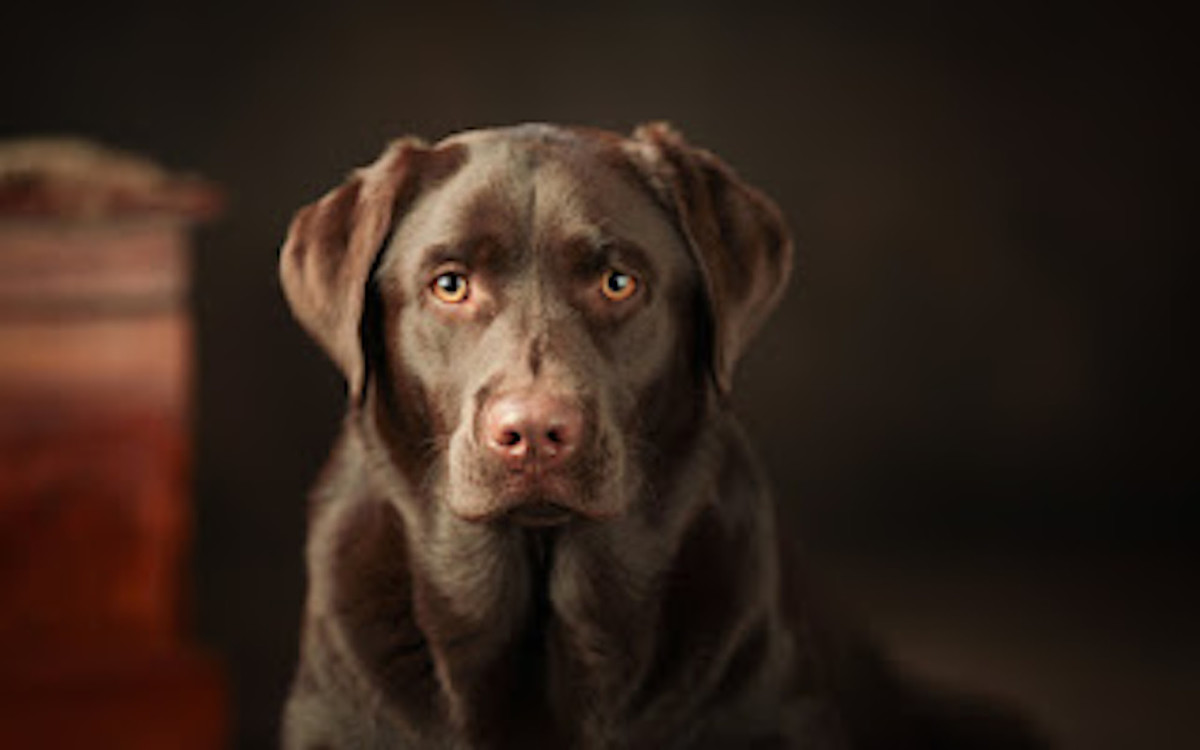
431, 271, 470, 304
600, 269, 637, 302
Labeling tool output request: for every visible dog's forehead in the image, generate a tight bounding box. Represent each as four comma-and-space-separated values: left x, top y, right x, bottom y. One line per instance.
389, 127, 688, 273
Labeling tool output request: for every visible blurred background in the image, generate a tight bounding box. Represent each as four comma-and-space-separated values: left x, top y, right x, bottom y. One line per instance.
1, 1, 1193, 748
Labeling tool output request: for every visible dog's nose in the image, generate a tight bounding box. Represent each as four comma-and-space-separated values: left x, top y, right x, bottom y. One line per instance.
482, 390, 583, 468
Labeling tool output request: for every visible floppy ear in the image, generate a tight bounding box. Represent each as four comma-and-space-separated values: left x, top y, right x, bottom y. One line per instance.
627, 122, 794, 395
279, 137, 429, 400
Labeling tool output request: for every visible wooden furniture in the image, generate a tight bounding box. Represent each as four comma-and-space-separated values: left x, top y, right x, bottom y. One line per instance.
0, 140, 226, 748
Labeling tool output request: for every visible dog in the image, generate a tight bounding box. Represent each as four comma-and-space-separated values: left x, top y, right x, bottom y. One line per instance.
278, 123, 1046, 749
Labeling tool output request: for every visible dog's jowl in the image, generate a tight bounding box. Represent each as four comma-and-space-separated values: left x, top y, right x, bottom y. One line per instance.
278, 124, 1042, 750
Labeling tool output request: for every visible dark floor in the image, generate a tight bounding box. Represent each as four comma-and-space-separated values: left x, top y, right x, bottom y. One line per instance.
804, 534, 1197, 750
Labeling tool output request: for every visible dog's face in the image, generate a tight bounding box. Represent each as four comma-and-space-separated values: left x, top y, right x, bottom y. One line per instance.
280, 123, 791, 527
373, 127, 699, 524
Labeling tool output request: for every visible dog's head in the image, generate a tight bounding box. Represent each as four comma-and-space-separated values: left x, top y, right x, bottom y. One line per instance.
280, 123, 791, 526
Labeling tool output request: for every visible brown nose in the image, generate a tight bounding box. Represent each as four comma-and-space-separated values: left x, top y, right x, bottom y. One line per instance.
482, 390, 584, 469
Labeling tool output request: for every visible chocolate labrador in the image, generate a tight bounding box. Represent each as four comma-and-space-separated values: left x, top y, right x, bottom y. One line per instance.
278, 123, 1044, 749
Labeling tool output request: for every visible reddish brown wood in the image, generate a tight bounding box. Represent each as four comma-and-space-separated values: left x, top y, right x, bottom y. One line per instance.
0, 140, 226, 748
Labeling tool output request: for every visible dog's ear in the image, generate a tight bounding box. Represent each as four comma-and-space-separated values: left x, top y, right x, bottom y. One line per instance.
627, 122, 794, 395
279, 138, 432, 400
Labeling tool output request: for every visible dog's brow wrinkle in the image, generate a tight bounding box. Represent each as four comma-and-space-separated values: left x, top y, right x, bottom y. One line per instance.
528, 337, 544, 376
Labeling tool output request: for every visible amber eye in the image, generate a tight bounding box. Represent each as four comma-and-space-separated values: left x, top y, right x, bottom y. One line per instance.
600, 269, 637, 302
431, 270, 470, 303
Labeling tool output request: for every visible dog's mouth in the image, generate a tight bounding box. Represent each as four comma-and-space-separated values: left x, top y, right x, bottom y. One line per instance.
505, 501, 574, 528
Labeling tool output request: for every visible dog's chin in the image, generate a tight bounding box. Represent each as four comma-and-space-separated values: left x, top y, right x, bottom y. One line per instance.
444, 472, 630, 527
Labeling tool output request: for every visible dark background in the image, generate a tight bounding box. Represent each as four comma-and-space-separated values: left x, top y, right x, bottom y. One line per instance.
2, 2, 1194, 748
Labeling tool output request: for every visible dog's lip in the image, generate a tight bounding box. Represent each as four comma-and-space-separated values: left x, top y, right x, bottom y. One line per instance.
506, 502, 574, 528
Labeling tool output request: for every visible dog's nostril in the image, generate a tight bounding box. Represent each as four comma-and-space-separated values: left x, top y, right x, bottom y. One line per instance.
546, 428, 563, 445
499, 430, 522, 447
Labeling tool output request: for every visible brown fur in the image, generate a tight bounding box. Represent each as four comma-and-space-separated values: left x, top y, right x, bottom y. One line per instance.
278, 123, 1046, 750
